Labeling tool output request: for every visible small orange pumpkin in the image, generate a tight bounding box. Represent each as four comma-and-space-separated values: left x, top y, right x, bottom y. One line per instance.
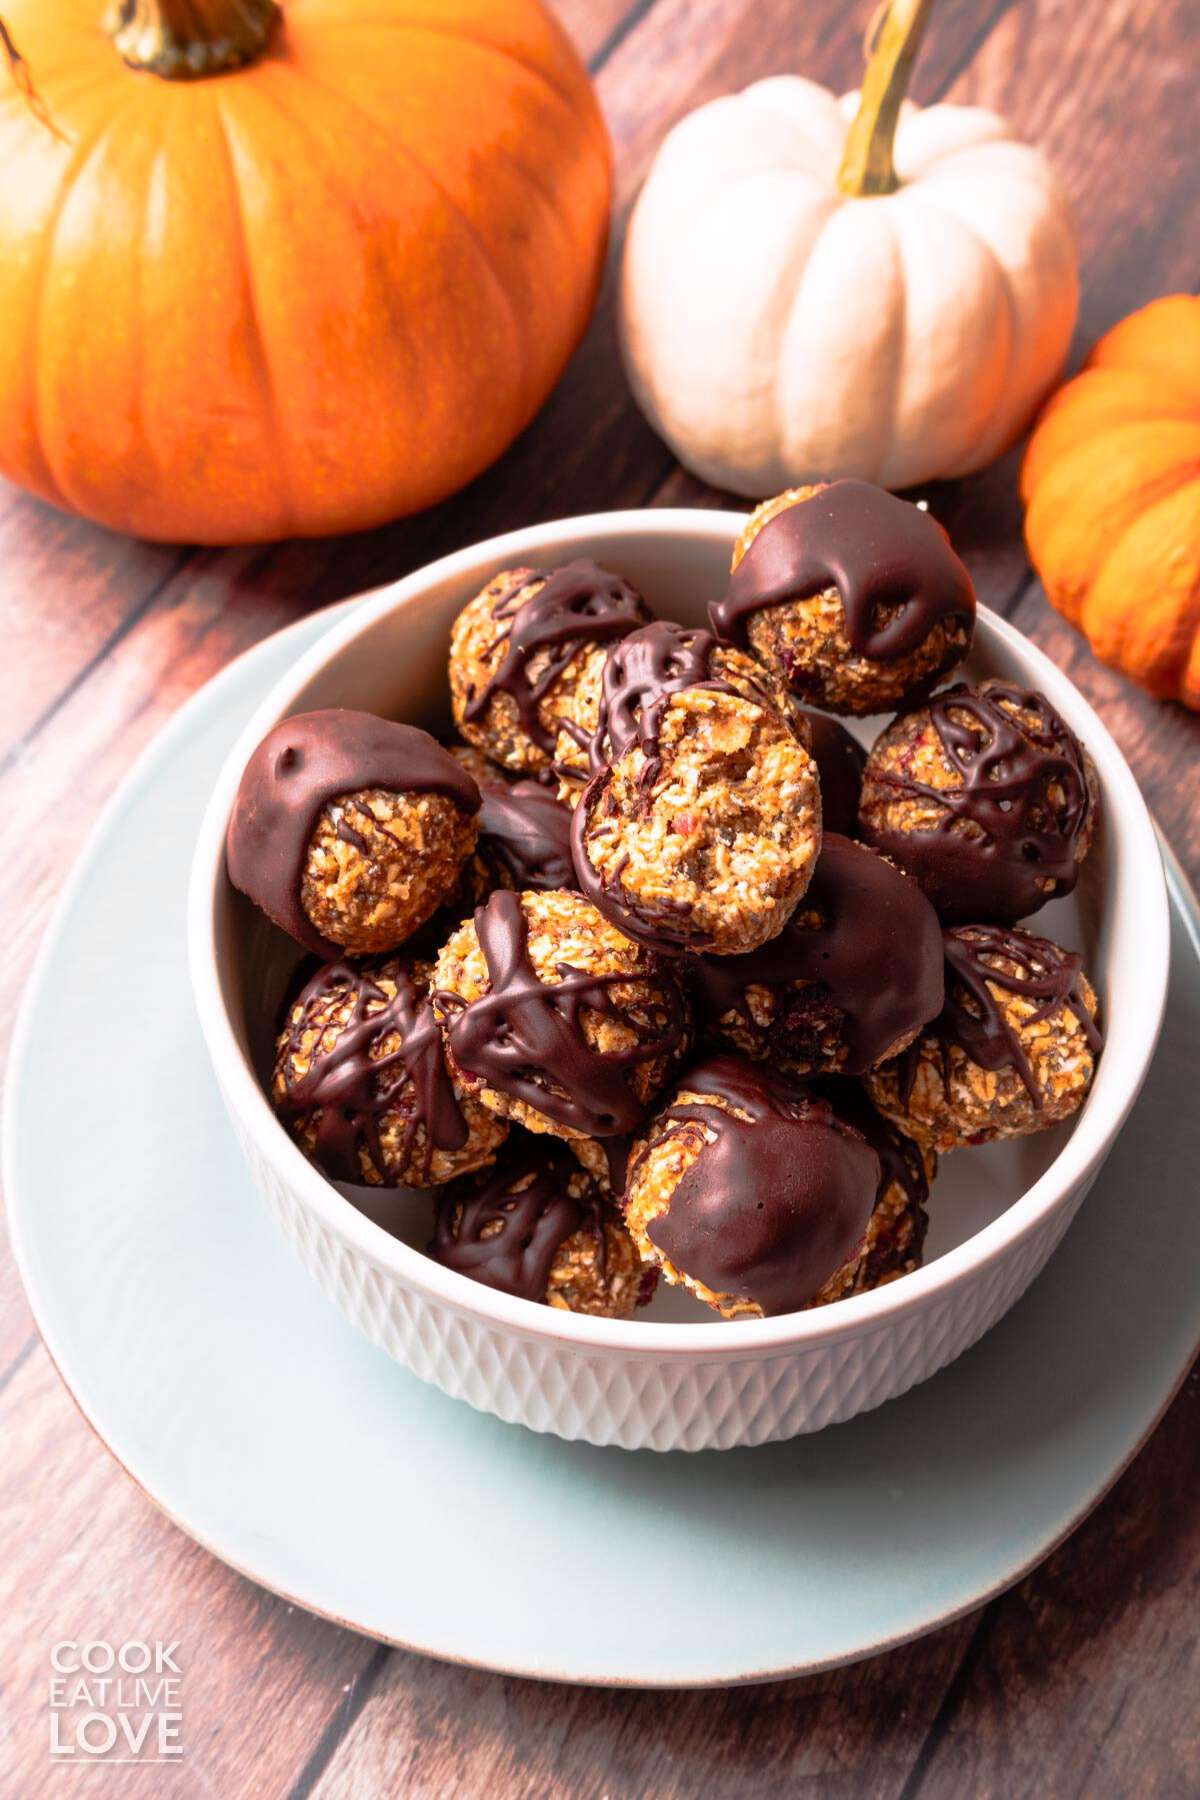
0, 1, 610, 543
1020, 295, 1200, 708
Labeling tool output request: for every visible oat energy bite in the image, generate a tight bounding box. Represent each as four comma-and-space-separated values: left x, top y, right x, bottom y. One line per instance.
273, 957, 506, 1187
866, 924, 1102, 1153
432, 888, 688, 1140
712, 480, 975, 716
227, 710, 480, 956
571, 621, 821, 956
429, 1139, 652, 1316
625, 1056, 880, 1318
551, 617, 794, 797
690, 835, 943, 1074
448, 561, 651, 779
858, 681, 1099, 924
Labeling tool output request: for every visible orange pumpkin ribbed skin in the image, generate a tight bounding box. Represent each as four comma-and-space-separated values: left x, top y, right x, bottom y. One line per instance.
1021, 295, 1200, 708
0, 1, 611, 543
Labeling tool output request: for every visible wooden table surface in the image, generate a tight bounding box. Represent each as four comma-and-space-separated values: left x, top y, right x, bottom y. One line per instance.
2, 0, 1198, 1793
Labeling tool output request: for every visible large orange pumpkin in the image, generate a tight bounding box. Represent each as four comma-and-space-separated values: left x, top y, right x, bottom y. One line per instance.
1021, 294, 1200, 708
0, 0, 610, 543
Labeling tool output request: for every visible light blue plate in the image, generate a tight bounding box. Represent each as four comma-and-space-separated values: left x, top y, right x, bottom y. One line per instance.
7, 605, 1199, 1686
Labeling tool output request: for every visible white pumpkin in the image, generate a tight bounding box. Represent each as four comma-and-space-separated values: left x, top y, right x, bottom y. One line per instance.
620, 72, 1078, 493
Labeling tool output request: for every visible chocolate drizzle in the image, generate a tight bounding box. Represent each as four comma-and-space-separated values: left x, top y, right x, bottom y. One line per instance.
276, 960, 468, 1183
226, 709, 481, 956
797, 708, 866, 838
429, 1141, 603, 1303
462, 561, 651, 753
580, 620, 748, 783
689, 836, 944, 1073
863, 683, 1094, 923
902, 924, 1103, 1109
477, 779, 576, 891
438, 889, 686, 1137
712, 480, 975, 663
639, 1056, 879, 1316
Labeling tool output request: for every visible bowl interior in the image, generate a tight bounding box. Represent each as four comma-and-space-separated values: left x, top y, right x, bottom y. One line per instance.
210, 513, 1136, 1329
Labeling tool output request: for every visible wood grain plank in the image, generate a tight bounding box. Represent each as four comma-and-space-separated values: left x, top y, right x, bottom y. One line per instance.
0, 0, 1196, 1795
0, 1346, 373, 1799
908, 1371, 1200, 1800
308, 1616, 982, 1800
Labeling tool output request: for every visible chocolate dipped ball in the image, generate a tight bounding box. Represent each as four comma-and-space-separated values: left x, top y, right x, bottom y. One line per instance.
448, 561, 652, 780
865, 924, 1102, 1154
551, 618, 796, 802
273, 957, 507, 1187
429, 1138, 652, 1317
810, 1082, 933, 1303
711, 481, 975, 716
431, 888, 689, 1142
858, 680, 1099, 924
795, 707, 867, 837
689, 835, 943, 1075
625, 1055, 880, 1319
571, 620, 822, 957
227, 709, 481, 956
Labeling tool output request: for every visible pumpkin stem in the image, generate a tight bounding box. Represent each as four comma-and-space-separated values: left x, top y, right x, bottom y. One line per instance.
105, 0, 281, 79
1, 17, 67, 137
837, 0, 937, 197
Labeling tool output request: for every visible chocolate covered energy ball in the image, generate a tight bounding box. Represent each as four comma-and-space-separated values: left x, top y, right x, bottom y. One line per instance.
625, 1056, 880, 1319
711, 480, 975, 716
432, 888, 688, 1142
273, 957, 507, 1187
795, 708, 867, 837
810, 1082, 933, 1303
571, 622, 822, 957
227, 710, 481, 957
865, 924, 1102, 1153
858, 681, 1099, 924
690, 835, 943, 1074
429, 1139, 652, 1317
448, 561, 651, 780
550, 619, 796, 801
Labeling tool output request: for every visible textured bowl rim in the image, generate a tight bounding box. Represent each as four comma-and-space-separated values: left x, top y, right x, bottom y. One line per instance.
187, 508, 1170, 1358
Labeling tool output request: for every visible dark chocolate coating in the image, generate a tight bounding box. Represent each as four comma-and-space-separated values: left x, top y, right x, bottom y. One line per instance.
477, 779, 576, 892
275, 960, 468, 1184
462, 561, 651, 754
712, 480, 975, 664
689, 836, 944, 1073
797, 708, 867, 837
640, 1056, 879, 1317
813, 1079, 930, 1214
437, 889, 687, 1137
900, 924, 1103, 1109
861, 683, 1095, 924
429, 1140, 602, 1303
227, 709, 481, 957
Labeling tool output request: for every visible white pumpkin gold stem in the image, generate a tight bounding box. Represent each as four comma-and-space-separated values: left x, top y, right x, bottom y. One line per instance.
105, 0, 281, 78
837, 0, 938, 197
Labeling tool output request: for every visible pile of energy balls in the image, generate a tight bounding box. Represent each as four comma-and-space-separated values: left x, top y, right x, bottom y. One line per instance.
226, 479, 1103, 1323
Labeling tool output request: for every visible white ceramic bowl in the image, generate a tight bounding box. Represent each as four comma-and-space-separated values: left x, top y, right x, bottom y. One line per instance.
188, 510, 1170, 1452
